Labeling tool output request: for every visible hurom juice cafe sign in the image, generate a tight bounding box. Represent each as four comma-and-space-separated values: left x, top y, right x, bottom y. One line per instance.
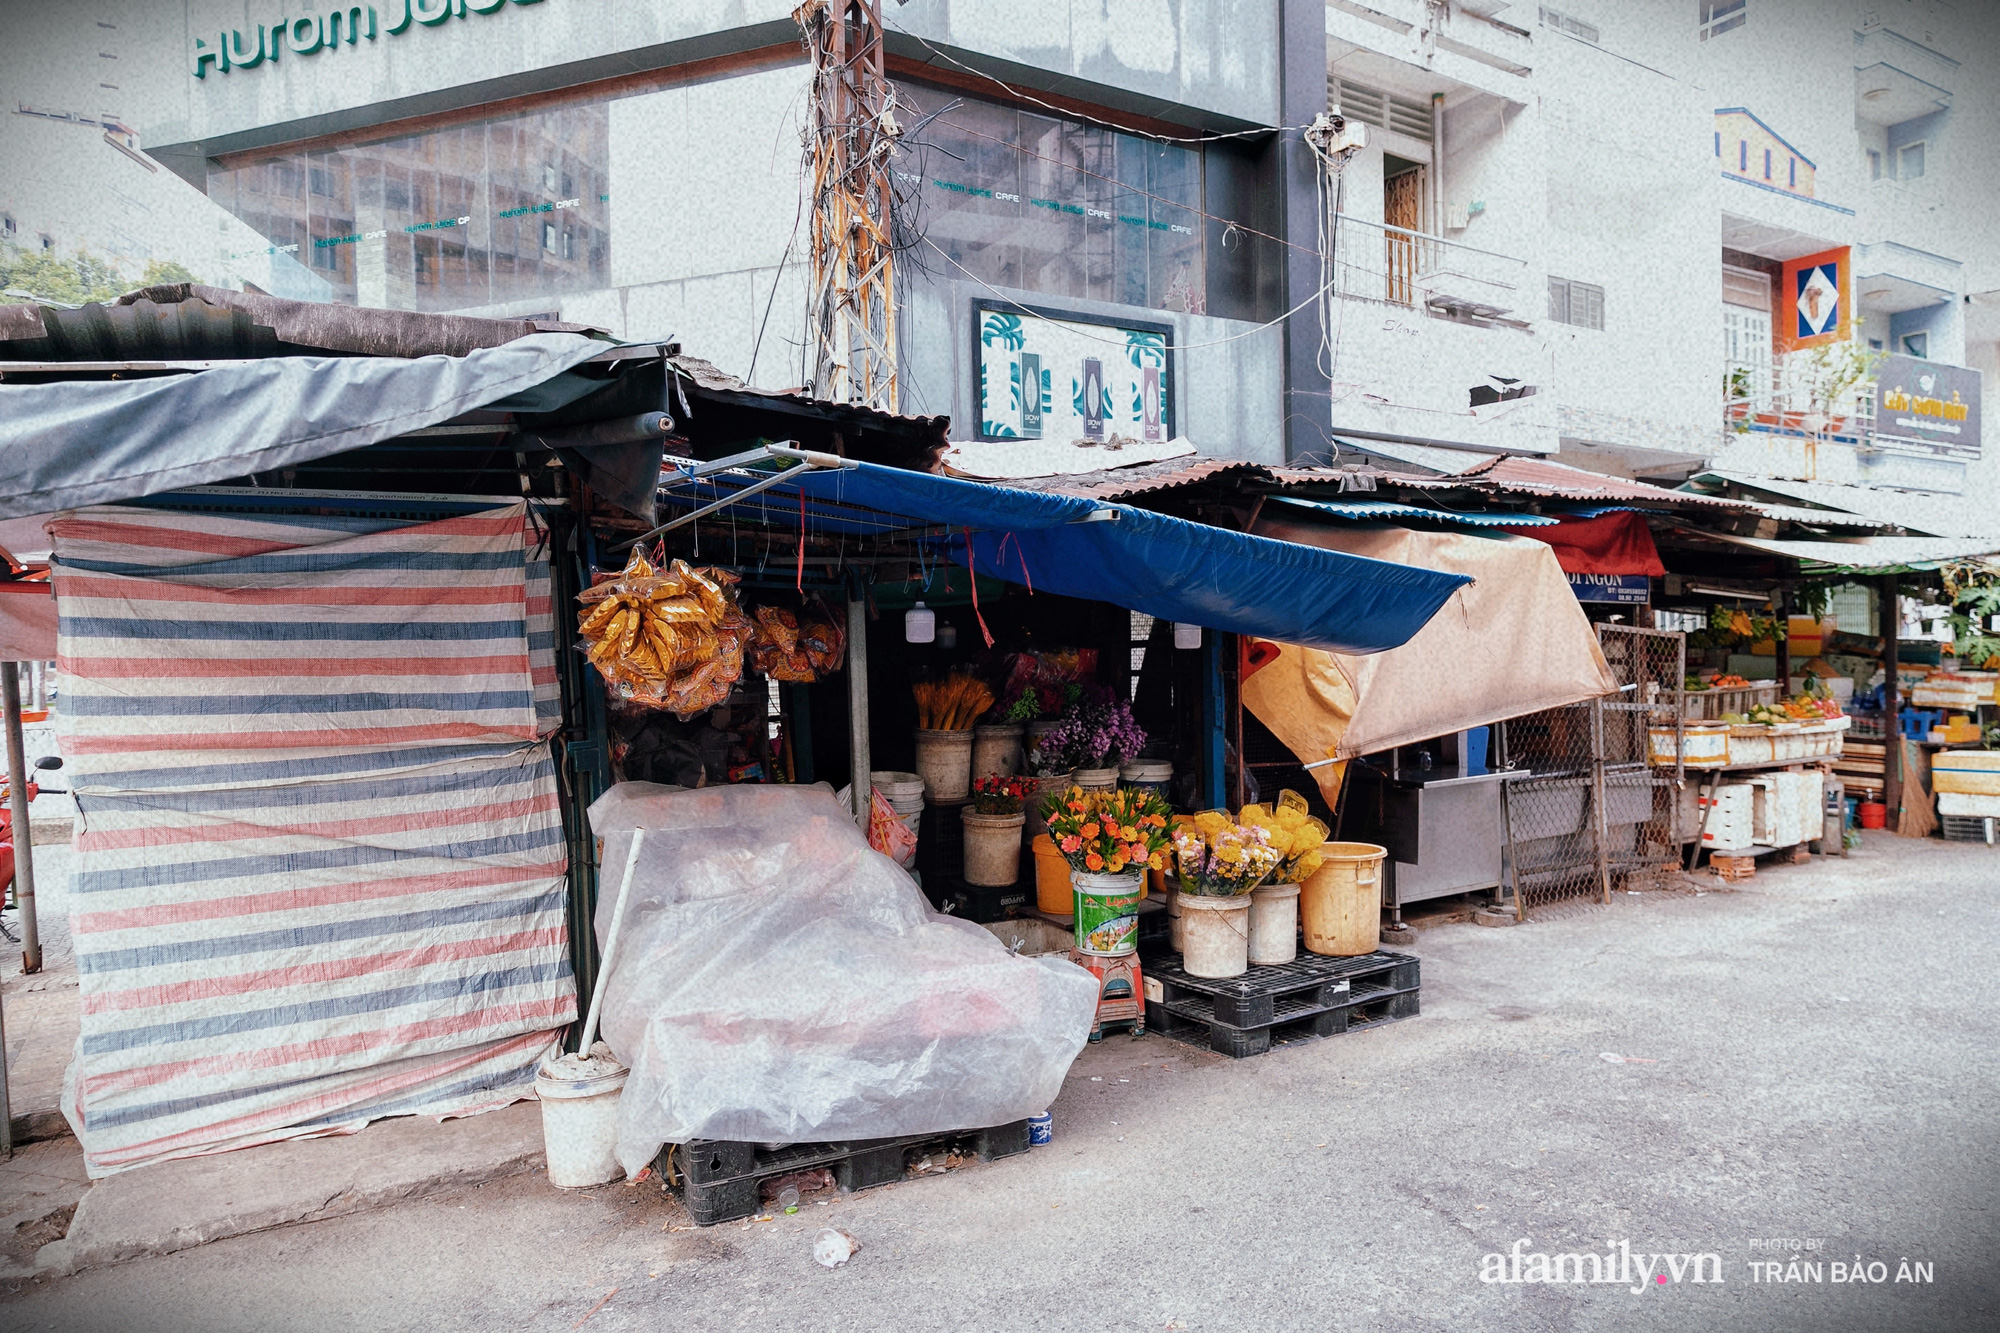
192, 0, 543, 80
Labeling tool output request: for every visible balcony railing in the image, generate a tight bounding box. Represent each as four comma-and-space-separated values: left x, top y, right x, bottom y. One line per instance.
1723, 358, 1874, 444
1332, 211, 1532, 323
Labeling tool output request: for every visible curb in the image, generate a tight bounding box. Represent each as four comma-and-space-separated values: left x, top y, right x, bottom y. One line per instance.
37, 1102, 546, 1276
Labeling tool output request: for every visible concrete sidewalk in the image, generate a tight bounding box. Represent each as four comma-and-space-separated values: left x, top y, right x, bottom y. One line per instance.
4, 836, 78, 1150
18, 1100, 548, 1277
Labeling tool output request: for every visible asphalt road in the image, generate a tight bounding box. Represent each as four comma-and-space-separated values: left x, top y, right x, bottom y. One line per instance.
7, 832, 1996, 1333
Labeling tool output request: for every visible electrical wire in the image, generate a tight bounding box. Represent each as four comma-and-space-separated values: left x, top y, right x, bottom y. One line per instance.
917, 231, 1338, 352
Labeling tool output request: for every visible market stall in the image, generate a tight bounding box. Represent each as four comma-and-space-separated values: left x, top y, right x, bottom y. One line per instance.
1, 285, 1485, 1187
1236, 511, 1619, 925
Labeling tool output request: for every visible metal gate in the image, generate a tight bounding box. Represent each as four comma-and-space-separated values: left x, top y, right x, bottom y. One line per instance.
1497, 625, 1685, 916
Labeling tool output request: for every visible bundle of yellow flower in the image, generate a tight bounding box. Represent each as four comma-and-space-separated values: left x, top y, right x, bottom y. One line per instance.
1239, 790, 1330, 884
1171, 809, 1284, 897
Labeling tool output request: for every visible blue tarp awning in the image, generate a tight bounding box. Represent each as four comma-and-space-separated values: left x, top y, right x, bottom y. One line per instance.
659, 460, 1471, 655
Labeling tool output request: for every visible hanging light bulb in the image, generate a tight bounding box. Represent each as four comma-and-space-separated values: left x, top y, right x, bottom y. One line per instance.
1174, 622, 1203, 650
905, 600, 935, 644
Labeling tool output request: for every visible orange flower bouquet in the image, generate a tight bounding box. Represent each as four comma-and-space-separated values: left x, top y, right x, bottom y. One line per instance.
1040, 786, 1173, 876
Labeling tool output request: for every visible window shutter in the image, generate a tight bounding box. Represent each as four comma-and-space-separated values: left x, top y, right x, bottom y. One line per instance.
1577, 282, 1605, 330
1548, 277, 1570, 322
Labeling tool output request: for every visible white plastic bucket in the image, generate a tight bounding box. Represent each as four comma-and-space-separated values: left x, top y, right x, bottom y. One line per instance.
872, 770, 925, 839
1073, 766, 1119, 793
914, 730, 975, 801
536, 1047, 629, 1188
1179, 894, 1251, 978
1248, 882, 1300, 965
1119, 760, 1173, 798
972, 725, 1024, 781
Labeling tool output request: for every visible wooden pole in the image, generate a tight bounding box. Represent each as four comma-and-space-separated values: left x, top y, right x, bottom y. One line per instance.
1881, 574, 1901, 819
1774, 586, 1791, 692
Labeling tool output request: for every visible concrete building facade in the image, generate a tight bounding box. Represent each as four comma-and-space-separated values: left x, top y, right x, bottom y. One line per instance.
7, 0, 1991, 525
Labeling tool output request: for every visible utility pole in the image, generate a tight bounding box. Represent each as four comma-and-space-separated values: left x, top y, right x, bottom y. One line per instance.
796, 0, 900, 412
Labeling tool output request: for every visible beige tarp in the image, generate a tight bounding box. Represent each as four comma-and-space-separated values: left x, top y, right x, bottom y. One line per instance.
1242, 517, 1617, 804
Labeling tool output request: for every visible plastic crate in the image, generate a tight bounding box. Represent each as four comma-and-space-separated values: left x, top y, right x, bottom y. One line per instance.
1682, 682, 1781, 721
1940, 815, 1999, 845
916, 798, 969, 887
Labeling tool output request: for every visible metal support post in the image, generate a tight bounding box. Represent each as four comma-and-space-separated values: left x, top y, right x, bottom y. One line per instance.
1590, 697, 1611, 904
1201, 633, 1226, 809
2, 664, 41, 975
1881, 574, 1902, 822
846, 589, 871, 828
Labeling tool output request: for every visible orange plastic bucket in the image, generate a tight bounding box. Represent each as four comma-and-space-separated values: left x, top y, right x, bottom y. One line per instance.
1032, 834, 1071, 914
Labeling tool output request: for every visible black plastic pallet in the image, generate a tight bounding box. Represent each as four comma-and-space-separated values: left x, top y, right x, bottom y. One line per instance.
668, 1121, 1029, 1226
1140, 948, 1420, 1058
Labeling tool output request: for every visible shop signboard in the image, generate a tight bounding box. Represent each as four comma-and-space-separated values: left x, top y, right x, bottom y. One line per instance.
1775, 246, 1850, 353
974, 301, 1173, 443
192, 0, 544, 80
1567, 573, 1651, 604
1871, 355, 1981, 462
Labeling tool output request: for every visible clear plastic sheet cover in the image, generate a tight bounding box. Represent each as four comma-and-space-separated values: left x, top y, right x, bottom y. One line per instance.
587, 782, 1099, 1170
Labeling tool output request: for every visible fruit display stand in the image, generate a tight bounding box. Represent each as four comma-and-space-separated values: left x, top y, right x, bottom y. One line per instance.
1654, 691, 1848, 871
1680, 680, 1782, 721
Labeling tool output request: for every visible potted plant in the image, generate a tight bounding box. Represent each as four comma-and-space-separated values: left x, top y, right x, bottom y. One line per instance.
962, 775, 1031, 887
1041, 786, 1172, 956
1170, 810, 1285, 977
1238, 791, 1329, 965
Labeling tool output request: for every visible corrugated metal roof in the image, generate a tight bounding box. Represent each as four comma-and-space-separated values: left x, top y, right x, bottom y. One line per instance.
997, 456, 1268, 500
1705, 533, 2000, 574
1274, 497, 1558, 527
1452, 455, 1756, 509
0, 284, 603, 362
666, 354, 951, 442
1735, 500, 1895, 532
1266, 464, 1454, 490
1684, 470, 1957, 536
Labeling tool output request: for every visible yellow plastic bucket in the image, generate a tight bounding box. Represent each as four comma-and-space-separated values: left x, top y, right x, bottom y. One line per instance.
1299, 843, 1387, 957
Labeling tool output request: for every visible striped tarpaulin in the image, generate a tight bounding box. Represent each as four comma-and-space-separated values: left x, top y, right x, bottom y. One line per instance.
49, 503, 574, 1175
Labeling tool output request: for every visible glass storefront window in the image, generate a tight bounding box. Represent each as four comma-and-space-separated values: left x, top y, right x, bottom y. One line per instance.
897, 87, 1207, 314
205, 75, 1231, 319
208, 101, 609, 314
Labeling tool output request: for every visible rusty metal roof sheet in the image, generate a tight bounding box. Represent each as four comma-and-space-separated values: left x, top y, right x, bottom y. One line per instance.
978, 456, 1269, 500
1448, 455, 1755, 509
0, 284, 605, 362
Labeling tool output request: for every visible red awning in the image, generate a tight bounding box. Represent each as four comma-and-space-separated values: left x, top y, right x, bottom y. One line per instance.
1515, 511, 1666, 577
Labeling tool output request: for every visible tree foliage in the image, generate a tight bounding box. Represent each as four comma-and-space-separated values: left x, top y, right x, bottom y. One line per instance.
0, 244, 197, 305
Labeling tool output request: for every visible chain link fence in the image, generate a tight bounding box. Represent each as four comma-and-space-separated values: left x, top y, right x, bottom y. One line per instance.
1497, 625, 1686, 916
